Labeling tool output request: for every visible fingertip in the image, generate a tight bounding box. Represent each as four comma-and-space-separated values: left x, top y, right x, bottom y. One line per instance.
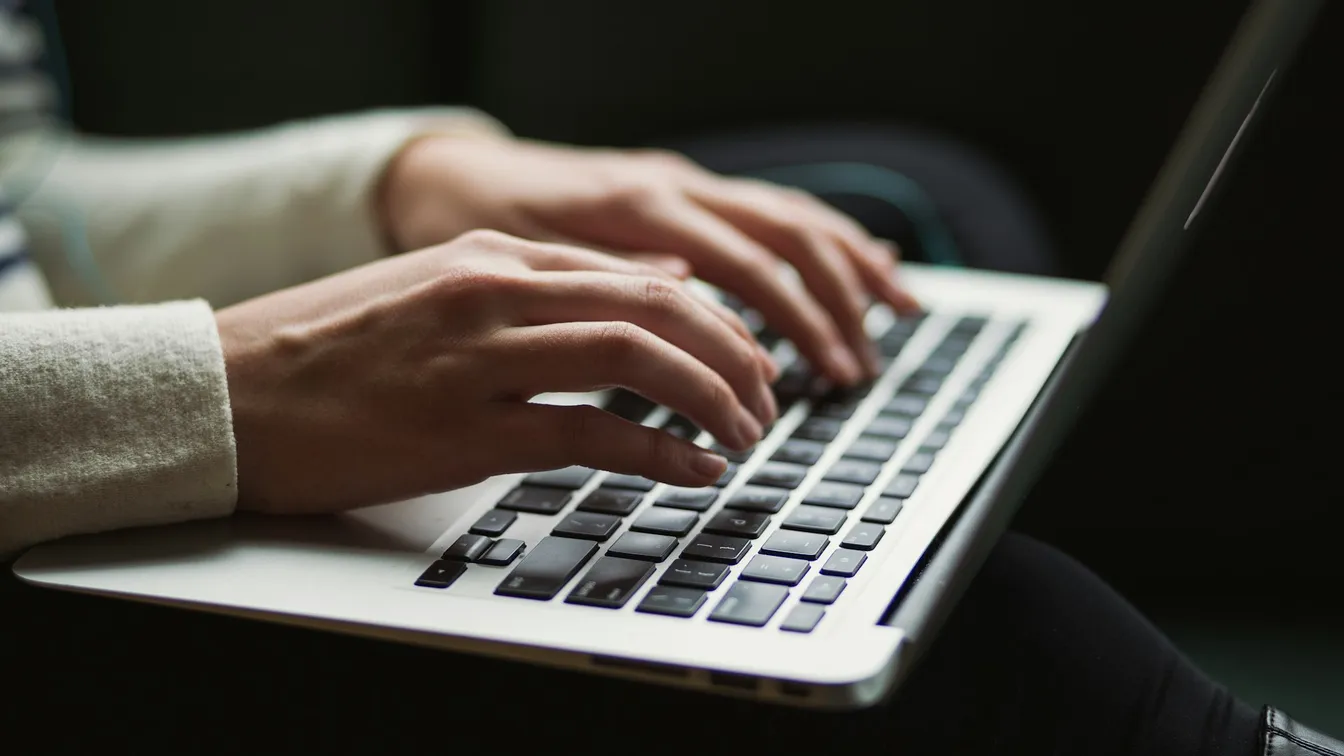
689, 449, 728, 480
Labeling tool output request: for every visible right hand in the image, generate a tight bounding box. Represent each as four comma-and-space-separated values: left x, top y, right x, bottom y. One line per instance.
216, 230, 778, 515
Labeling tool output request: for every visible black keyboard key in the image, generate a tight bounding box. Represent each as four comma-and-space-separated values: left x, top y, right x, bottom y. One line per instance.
630, 507, 699, 537
565, 556, 656, 608
846, 435, 899, 462
603, 474, 657, 491
443, 533, 493, 562
495, 536, 598, 600
749, 461, 809, 490
761, 531, 829, 561
498, 485, 572, 515
820, 549, 868, 577
903, 451, 936, 474
470, 509, 517, 537
824, 458, 883, 486
713, 462, 739, 487
657, 487, 718, 511
884, 474, 920, 499
793, 417, 845, 442
771, 438, 826, 466
709, 581, 790, 627
659, 558, 730, 590
841, 523, 885, 551
740, 554, 810, 586
801, 575, 847, 604
884, 394, 928, 417
953, 315, 989, 334
943, 406, 967, 425
552, 511, 622, 541
725, 486, 789, 514
703, 510, 771, 539
781, 505, 848, 535
478, 538, 526, 566
523, 466, 596, 489
773, 365, 826, 404
662, 413, 701, 440
604, 390, 657, 423
866, 415, 912, 439
802, 481, 865, 510
901, 374, 943, 396
863, 497, 904, 524
637, 586, 708, 618
922, 354, 958, 374
606, 532, 678, 562
780, 603, 826, 633
710, 443, 754, 464
577, 487, 643, 516
921, 428, 952, 451
681, 534, 751, 564
415, 560, 466, 589
811, 396, 862, 420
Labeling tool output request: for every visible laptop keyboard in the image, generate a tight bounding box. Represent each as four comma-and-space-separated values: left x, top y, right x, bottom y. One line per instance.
414, 310, 1028, 632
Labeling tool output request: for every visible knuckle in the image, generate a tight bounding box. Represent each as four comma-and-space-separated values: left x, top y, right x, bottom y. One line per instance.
456, 228, 516, 249
594, 322, 647, 368
604, 181, 672, 218
638, 277, 682, 317
432, 264, 527, 306
632, 147, 695, 170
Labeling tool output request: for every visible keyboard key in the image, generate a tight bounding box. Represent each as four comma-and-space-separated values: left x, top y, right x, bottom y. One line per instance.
725, 486, 789, 514
662, 413, 701, 440
749, 461, 809, 490
478, 538, 526, 566
704, 510, 771, 539
681, 534, 751, 564
771, 439, 827, 466
495, 536, 598, 600
604, 390, 656, 423
443, 533, 492, 562
498, 485, 572, 515
713, 462, 739, 487
802, 481, 865, 510
793, 417, 845, 442
810, 400, 860, 420
866, 415, 912, 439
630, 507, 700, 537
841, 523, 885, 551
565, 556, 656, 608
846, 435, 899, 462
884, 474, 920, 499
801, 575, 847, 604
657, 487, 719, 511
781, 505, 848, 535
922, 354, 957, 374
523, 466, 596, 489
903, 451, 936, 474
606, 532, 678, 562
820, 549, 868, 577
885, 394, 928, 417
954, 315, 989, 333
761, 531, 829, 561
901, 374, 943, 396
862, 497, 904, 524
709, 581, 790, 627
824, 458, 883, 486
780, 603, 826, 633
710, 443, 754, 464
577, 487, 643, 516
921, 428, 952, 451
637, 586, 708, 618
415, 560, 467, 589
552, 511, 622, 541
943, 407, 967, 425
740, 554, 810, 586
470, 509, 517, 537
603, 474, 657, 491
660, 558, 731, 590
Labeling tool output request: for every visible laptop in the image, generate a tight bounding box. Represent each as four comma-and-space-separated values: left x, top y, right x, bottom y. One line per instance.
13, 0, 1321, 710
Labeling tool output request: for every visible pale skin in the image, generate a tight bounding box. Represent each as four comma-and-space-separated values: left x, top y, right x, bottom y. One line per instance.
217, 136, 921, 515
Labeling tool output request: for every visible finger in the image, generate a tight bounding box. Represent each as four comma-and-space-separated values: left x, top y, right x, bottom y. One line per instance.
491, 403, 728, 487
488, 322, 764, 450
846, 238, 923, 315
690, 188, 880, 377
619, 198, 864, 385
514, 271, 777, 423
622, 252, 692, 279
685, 285, 780, 381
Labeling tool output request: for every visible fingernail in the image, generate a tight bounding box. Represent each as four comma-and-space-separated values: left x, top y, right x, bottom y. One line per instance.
755, 388, 778, 425
829, 345, 863, 385
758, 347, 781, 381
691, 449, 728, 478
735, 410, 763, 448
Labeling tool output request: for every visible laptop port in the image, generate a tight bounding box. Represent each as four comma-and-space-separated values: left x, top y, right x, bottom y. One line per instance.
709, 671, 759, 691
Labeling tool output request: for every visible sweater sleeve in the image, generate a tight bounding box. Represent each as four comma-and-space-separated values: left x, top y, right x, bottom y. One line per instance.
11, 107, 507, 309
0, 300, 236, 557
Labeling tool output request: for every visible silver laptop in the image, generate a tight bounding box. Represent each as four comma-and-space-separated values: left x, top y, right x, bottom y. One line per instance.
13, 0, 1320, 710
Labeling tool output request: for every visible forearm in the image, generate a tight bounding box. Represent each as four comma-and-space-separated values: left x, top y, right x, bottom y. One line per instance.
0, 302, 237, 557
10, 107, 506, 308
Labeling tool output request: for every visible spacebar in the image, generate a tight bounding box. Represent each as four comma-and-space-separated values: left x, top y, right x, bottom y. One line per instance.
495, 536, 598, 600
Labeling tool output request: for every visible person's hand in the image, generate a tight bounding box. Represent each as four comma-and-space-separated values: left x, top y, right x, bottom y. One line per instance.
377, 137, 922, 385
216, 230, 777, 515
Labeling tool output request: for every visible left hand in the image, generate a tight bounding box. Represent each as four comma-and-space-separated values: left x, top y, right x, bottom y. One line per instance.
376, 137, 921, 385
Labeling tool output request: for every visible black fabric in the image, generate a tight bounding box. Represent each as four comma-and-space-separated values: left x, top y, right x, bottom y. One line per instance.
1, 533, 1264, 753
